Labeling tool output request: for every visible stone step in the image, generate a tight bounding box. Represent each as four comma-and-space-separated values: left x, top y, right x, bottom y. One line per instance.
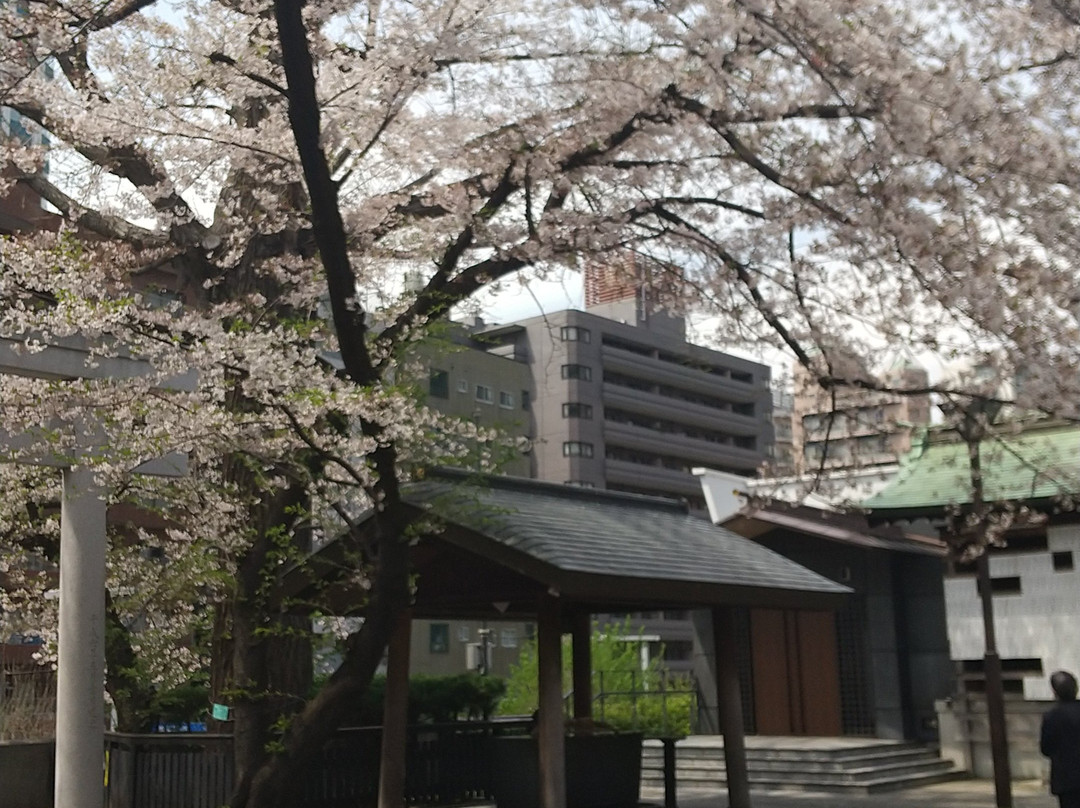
639, 739, 962, 794
642, 739, 927, 761
642, 747, 942, 774
642, 757, 954, 783
642, 768, 964, 795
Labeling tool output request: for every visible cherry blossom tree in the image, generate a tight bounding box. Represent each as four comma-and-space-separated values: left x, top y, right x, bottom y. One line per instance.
5, 0, 1080, 805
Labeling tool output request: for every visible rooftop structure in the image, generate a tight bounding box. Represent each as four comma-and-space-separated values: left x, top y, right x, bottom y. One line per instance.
695, 466, 951, 740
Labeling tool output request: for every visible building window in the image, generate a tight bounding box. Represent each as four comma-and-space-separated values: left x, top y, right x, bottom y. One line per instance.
500, 629, 518, 648
561, 364, 592, 381
989, 576, 1022, 596
456, 379, 468, 393
457, 625, 471, 642
560, 325, 591, 343
661, 640, 693, 662
429, 369, 449, 399
429, 623, 450, 653
524, 623, 536, 641
1054, 551, 1074, 571
562, 402, 593, 419
499, 391, 514, 409
475, 384, 494, 404
562, 441, 594, 458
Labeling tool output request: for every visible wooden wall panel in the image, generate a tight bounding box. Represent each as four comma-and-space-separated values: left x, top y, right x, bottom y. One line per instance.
749, 608, 843, 736
796, 610, 843, 736
750, 609, 792, 735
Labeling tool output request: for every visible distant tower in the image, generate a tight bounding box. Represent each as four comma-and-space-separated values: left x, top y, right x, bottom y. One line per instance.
583, 252, 687, 339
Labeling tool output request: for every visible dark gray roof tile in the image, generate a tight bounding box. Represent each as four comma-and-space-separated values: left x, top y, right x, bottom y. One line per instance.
405, 470, 848, 596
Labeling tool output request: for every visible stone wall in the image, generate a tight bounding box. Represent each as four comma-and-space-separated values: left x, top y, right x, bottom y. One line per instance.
944, 523, 1080, 699
936, 696, 1050, 781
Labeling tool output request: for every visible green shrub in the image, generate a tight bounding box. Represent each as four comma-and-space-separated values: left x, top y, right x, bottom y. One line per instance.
321, 672, 506, 726
593, 690, 693, 737
497, 619, 694, 738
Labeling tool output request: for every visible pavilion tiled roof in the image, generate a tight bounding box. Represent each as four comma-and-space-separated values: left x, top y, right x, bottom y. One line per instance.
403, 469, 849, 602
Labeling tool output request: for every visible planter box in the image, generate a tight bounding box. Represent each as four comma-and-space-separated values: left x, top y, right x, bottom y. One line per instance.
491, 733, 643, 808
0, 739, 54, 808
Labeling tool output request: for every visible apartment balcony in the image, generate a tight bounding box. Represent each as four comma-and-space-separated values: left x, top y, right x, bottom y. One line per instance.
803, 423, 911, 443
603, 421, 763, 474
601, 345, 764, 403
602, 383, 763, 436
603, 460, 703, 499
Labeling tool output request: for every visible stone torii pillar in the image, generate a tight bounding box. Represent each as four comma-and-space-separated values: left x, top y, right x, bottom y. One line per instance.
0, 336, 189, 808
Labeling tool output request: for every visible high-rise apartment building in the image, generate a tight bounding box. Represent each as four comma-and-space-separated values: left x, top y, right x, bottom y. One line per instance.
790, 359, 931, 475
474, 291, 773, 511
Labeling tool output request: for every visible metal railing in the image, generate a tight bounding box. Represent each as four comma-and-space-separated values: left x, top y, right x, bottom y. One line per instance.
102, 720, 534, 808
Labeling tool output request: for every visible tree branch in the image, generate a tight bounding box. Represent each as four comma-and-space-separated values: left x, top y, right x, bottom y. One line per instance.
7, 101, 211, 247
273, 0, 375, 387
17, 173, 167, 246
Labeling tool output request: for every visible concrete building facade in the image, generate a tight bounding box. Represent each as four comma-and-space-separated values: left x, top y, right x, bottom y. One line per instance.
791, 360, 931, 475
417, 328, 535, 479
474, 305, 773, 511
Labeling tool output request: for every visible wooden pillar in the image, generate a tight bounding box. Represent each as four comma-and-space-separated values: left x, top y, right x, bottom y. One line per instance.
378, 609, 413, 808
537, 595, 566, 808
712, 606, 752, 808
571, 611, 592, 722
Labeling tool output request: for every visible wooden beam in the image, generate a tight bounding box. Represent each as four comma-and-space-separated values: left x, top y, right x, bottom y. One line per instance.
571, 611, 592, 722
537, 594, 566, 808
378, 609, 413, 808
713, 605, 752, 808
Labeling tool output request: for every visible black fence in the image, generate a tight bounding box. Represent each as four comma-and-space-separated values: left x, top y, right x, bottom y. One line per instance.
106, 733, 233, 808
0, 739, 53, 808
99, 720, 533, 808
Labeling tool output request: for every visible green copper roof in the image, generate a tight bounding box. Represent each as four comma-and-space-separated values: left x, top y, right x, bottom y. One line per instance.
863, 422, 1080, 515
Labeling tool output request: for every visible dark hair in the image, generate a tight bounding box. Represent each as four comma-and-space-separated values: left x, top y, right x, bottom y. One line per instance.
1051, 671, 1078, 701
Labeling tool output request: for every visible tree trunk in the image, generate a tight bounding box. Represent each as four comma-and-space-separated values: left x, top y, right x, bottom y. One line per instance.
235, 506, 411, 808
212, 473, 317, 806
104, 591, 156, 732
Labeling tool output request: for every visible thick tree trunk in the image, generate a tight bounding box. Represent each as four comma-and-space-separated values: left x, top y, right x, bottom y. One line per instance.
235, 506, 411, 808
209, 472, 317, 807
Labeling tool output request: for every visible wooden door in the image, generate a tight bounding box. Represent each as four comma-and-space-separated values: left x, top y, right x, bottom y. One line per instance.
749, 608, 842, 736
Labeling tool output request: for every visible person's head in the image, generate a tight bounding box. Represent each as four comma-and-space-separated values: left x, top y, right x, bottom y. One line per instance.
1051, 671, 1078, 702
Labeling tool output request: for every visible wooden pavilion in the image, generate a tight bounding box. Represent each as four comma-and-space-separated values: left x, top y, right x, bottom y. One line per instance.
294, 469, 850, 808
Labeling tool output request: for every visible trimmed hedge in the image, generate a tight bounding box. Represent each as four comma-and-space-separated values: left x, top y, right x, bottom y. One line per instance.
326, 672, 507, 726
